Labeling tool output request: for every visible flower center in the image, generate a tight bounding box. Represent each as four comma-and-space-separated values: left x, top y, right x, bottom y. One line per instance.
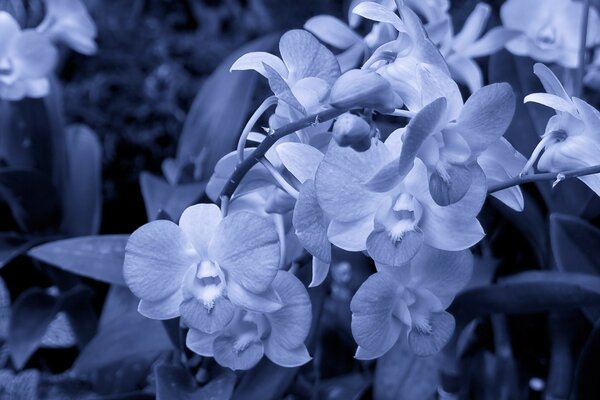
0, 57, 13, 76
384, 193, 422, 242
535, 25, 557, 49
193, 260, 226, 310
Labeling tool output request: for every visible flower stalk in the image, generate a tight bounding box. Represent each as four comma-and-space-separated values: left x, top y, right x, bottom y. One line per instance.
488, 164, 600, 193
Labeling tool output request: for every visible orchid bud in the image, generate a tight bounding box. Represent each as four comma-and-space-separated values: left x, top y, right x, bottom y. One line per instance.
329, 69, 397, 113
332, 113, 372, 152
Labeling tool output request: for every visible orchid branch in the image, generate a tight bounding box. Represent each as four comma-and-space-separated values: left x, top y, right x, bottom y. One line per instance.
488, 164, 600, 193
218, 107, 348, 205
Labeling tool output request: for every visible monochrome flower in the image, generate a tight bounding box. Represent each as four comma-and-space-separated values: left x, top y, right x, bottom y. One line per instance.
351, 246, 472, 359
124, 204, 282, 334
186, 270, 312, 370
0, 11, 57, 100
523, 63, 600, 195
501, 0, 600, 68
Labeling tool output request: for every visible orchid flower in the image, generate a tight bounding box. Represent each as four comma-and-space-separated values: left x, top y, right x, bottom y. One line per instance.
0, 11, 57, 100
351, 246, 472, 359
231, 29, 340, 130
36, 0, 98, 55
382, 66, 518, 208
440, 3, 519, 93
501, 0, 600, 69
522, 63, 600, 196
124, 204, 282, 336
354, 2, 449, 112
186, 270, 312, 370
315, 134, 486, 267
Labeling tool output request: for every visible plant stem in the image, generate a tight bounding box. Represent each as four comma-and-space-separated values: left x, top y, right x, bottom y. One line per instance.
575, 0, 591, 97
218, 107, 348, 204
487, 164, 600, 193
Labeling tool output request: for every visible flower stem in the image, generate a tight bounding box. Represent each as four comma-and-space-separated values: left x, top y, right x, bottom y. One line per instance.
487, 164, 600, 193
575, 0, 591, 97
218, 107, 349, 205
237, 96, 278, 164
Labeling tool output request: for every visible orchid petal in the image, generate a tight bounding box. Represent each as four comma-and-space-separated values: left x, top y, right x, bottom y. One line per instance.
304, 15, 362, 49
453, 3, 491, 52
179, 204, 221, 259
210, 211, 280, 294
0, 12, 20, 55
279, 29, 340, 85
524, 93, 577, 115
180, 297, 236, 334
532, 63, 571, 102
327, 215, 374, 251
276, 142, 324, 183
450, 83, 516, 157
367, 229, 423, 266
265, 342, 311, 367
447, 54, 483, 93
407, 311, 455, 356
186, 329, 217, 357
213, 333, 264, 371
263, 63, 306, 113
293, 180, 331, 263
463, 27, 521, 58
138, 290, 183, 320
417, 64, 462, 121
227, 280, 283, 313
124, 220, 197, 302
410, 247, 473, 308
11, 30, 58, 79
230, 52, 288, 78
351, 271, 403, 356
429, 162, 473, 206
310, 257, 331, 288
352, 2, 404, 32
316, 140, 391, 222
267, 271, 312, 349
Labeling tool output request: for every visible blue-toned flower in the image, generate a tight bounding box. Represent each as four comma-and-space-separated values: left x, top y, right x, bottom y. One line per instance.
381, 76, 517, 208
440, 3, 519, 92
124, 204, 282, 335
315, 135, 486, 266
186, 270, 312, 370
351, 246, 472, 359
522, 63, 600, 196
501, 0, 600, 68
0, 11, 57, 100
355, 2, 449, 111
36, 0, 97, 55
231, 29, 340, 130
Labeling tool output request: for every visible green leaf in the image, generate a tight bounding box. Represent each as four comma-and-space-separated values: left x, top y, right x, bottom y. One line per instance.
450, 271, 600, 323
61, 124, 102, 236
176, 34, 278, 181
28, 235, 129, 286
550, 213, 600, 321
319, 373, 371, 400
140, 172, 205, 222
374, 340, 437, 400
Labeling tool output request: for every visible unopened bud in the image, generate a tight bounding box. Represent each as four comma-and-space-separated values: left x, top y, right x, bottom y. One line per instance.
332, 113, 372, 152
329, 69, 397, 112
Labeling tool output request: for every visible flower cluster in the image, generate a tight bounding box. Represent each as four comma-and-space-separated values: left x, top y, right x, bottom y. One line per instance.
0, 0, 96, 101
124, 0, 600, 371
